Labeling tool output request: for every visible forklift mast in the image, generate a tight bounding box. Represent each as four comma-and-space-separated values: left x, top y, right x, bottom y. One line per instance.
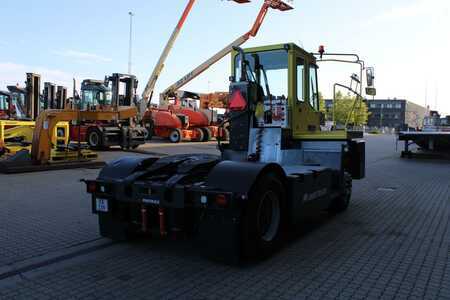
26, 73, 41, 120
107, 73, 138, 108
43, 82, 56, 109
56, 86, 67, 109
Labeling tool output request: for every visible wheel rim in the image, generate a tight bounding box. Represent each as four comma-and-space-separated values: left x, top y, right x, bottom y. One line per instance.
256, 190, 281, 242
170, 131, 180, 142
89, 132, 99, 146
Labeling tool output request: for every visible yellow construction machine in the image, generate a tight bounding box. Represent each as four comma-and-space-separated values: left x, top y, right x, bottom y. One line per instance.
0, 105, 137, 173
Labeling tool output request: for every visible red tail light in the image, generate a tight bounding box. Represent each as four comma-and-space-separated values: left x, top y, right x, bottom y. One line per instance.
87, 182, 96, 193
215, 194, 228, 207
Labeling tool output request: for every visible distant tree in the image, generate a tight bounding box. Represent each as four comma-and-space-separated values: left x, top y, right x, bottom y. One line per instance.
321, 91, 370, 126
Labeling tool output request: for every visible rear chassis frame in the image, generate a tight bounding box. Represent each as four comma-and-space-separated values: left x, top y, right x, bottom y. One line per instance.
85, 139, 364, 263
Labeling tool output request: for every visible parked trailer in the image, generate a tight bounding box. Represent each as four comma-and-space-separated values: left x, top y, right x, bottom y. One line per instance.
398, 111, 450, 158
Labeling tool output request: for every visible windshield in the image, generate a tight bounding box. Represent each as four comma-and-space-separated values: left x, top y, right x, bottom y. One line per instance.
235, 49, 288, 100
81, 89, 112, 109
10, 92, 26, 119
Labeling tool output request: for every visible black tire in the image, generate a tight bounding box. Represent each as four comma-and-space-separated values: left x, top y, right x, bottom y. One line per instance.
219, 128, 230, 141
193, 128, 204, 142
241, 173, 285, 260
169, 128, 182, 143
87, 128, 103, 149
329, 173, 352, 213
144, 123, 154, 141
201, 127, 211, 142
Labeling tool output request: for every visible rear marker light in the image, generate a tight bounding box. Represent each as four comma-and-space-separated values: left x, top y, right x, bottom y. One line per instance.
215, 194, 228, 207
87, 182, 96, 193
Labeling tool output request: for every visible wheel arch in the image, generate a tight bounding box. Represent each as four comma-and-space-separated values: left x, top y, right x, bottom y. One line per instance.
205, 161, 287, 195
98, 156, 159, 181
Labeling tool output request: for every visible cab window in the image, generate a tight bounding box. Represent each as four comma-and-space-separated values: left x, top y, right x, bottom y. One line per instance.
235, 49, 288, 100
0, 95, 8, 110
309, 64, 319, 110
297, 58, 305, 101
81, 90, 94, 109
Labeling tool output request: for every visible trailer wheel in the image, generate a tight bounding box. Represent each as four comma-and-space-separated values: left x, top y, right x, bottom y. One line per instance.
329, 173, 352, 213
169, 129, 182, 143
201, 127, 211, 142
87, 128, 103, 149
242, 173, 285, 259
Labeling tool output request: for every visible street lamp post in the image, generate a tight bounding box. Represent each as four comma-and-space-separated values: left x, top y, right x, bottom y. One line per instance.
128, 11, 134, 74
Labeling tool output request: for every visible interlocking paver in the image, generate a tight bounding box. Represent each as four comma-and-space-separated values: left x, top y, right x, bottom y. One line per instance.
0, 136, 449, 299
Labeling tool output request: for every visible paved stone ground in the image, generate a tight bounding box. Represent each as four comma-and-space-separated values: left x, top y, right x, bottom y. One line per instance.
0, 142, 218, 268
1, 135, 449, 299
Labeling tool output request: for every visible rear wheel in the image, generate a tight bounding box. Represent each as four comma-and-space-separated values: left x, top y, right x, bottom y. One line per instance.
201, 127, 211, 142
329, 173, 352, 213
144, 122, 154, 141
192, 128, 204, 142
241, 173, 285, 259
169, 129, 182, 143
219, 128, 230, 141
87, 128, 103, 149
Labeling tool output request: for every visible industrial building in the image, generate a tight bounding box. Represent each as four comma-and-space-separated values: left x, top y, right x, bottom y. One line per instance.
324, 98, 427, 130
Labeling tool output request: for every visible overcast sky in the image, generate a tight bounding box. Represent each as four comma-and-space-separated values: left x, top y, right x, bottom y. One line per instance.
0, 0, 449, 115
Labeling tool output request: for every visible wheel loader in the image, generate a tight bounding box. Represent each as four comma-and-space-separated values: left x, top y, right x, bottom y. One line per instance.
84, 43, 368, 264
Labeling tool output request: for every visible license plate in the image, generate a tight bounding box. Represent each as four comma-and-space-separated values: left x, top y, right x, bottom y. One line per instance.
96, 198, 109, 212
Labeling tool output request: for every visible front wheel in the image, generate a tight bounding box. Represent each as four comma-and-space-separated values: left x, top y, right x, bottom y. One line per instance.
169, 129, 182, 143
87, 128, 103, 149
241, 173, 285, 260
144, 122, 154, 141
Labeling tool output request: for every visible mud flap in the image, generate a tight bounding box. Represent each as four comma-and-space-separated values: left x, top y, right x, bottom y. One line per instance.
196, 210, 241, 265
98, 212, 135, 241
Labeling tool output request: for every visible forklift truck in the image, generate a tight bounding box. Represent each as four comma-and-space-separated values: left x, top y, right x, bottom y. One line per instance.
70, 73, 146, 149
84, 43, 369, 263
0, 73, 71, 157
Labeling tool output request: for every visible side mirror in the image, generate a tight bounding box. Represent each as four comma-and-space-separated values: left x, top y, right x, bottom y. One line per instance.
366, 87, 377, 96
366, 67, 375, 87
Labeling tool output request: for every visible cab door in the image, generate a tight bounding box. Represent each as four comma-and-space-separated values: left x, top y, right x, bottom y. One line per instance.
291, 52, 321, 137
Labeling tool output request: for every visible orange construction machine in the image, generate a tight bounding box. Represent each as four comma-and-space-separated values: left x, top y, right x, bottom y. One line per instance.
140, 0, 293, 143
